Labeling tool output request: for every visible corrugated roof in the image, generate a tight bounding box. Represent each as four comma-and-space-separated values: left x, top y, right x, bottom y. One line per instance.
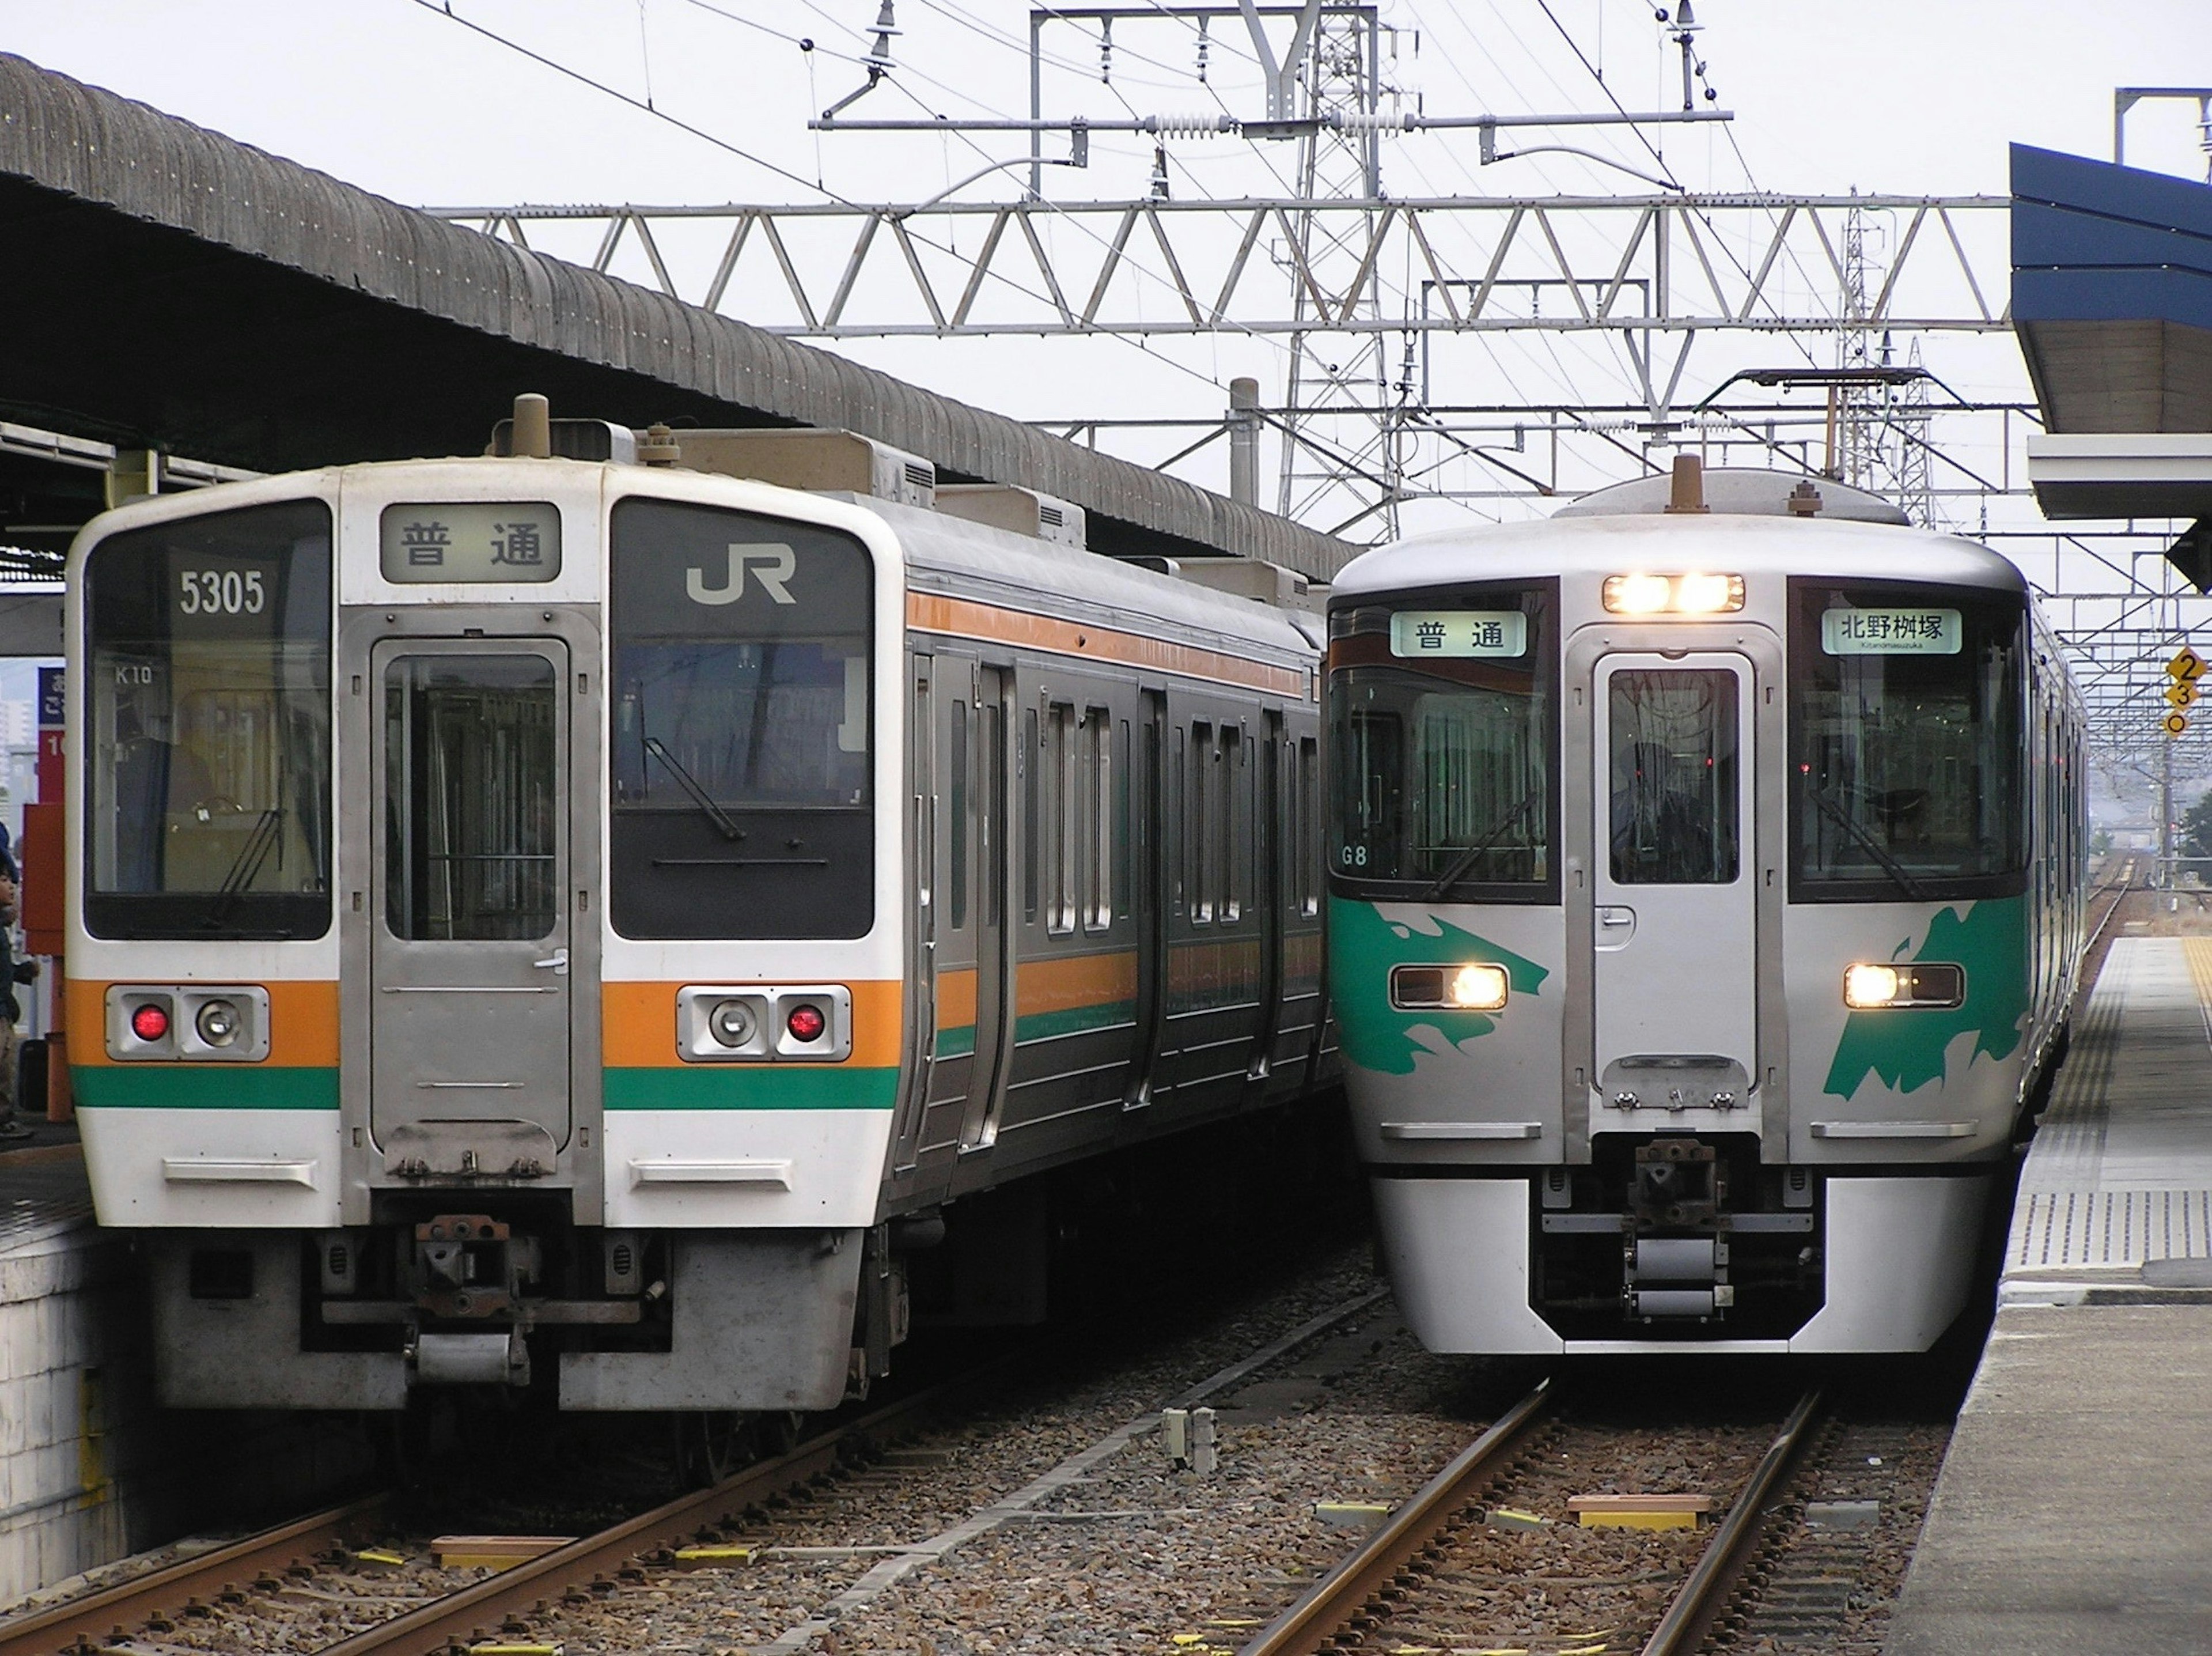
0, 52, 1353, 577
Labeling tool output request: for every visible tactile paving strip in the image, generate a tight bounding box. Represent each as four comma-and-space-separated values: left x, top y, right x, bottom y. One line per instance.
2008, 939, 2212, 1275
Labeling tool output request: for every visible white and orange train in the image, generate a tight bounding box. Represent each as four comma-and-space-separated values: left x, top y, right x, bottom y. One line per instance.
66, 404, 1331, 1424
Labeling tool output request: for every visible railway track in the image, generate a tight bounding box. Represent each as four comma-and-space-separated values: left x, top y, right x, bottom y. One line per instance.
1241, 1387, 1825, 1656
2, 1283, 1397, 1656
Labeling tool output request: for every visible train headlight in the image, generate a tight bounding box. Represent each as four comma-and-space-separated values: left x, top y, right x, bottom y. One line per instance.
1389, 962, 1509, 1012
1602, 572, 1745, 615
1448, 963, 1510, 1011
707, 999, 757, 1048
194, 999, 241, 1048
1843, 962, 1965, 1010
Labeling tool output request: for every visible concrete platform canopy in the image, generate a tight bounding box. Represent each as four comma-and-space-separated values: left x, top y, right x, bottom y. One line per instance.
0, 53, 1351, 579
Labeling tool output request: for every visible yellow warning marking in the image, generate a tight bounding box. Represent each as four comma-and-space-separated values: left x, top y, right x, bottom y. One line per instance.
2183, 939, 2212, 1012
673, 1544, 756, 1564
353, 1548, 407, 1567
431, 1535, 574, 1570
1205, 1619, 1261, 1628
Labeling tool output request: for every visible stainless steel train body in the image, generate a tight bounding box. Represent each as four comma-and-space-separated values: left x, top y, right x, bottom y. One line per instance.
1327, 470, 2086, 1353
67, 424, 1328, 1411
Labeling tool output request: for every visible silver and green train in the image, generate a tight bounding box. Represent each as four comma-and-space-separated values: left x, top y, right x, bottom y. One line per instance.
1327, 464, 2086, 1353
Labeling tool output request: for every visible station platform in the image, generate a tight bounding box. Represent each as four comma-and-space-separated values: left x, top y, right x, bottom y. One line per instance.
1886, 935, 2212, 1654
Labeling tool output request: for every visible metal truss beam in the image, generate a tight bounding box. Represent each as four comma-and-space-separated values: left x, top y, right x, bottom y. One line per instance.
428, 192, 2009, 341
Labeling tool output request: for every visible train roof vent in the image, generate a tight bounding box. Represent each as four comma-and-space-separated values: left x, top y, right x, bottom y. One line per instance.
487, 417, 639, 464
1166, 555, 1322, 613
652, 428, 937, 508
935, 484, 1088, 549
1554, 466, 1910, 525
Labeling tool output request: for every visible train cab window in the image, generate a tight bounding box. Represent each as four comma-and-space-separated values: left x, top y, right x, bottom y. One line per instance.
384, 655, 558, 940
609, 499, 873, 939
84, 500, 333, 940
1788, 580, 2026, 901
1607, 670, 1740, 884
1327, 582, 1559, 903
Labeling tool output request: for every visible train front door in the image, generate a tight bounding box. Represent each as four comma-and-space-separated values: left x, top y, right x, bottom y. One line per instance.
368, 638, 573, 1175
1589, 653, 1756, 1099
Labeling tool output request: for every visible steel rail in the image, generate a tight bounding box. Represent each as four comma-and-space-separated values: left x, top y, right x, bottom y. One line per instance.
316, 1374, 999, 1656
0, 1491, 395, 1656
1237, 1378, 1555, 1656
1638, 1390, 1825, 1656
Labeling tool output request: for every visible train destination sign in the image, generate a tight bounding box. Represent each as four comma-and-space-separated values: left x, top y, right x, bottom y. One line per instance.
379, 501, 562, 583
1820, 606, 1961, 656
1389, 610, 1529, 659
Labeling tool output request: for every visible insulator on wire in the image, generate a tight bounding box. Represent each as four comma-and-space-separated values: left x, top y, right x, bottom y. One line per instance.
1195, 17, 1210, 83
1146, 112, 1230, 138
1100, 18, 1112, 84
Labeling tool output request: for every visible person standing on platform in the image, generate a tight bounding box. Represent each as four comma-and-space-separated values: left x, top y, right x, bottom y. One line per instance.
0, 826, 39, 1141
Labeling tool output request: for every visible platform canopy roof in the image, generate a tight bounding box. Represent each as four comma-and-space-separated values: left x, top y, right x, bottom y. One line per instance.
0, 54, 1350, 578
2015, 143, 2212, 522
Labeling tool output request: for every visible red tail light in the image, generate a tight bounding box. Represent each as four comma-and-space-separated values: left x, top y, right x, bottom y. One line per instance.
130, 1003, 171, 1042
785, 1004, 827, 1043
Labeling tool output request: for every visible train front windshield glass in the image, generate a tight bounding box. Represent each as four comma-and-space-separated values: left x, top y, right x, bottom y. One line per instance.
84, 500, 333, 939
1326, 583, 1558, 902
609, 499, 874, 939
1789, 580, 2025, 899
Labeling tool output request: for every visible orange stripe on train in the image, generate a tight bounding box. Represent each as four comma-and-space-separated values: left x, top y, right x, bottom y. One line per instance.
602, 980, 904, 1069
66, 979, 340, 1069
908, 593, 1306, 699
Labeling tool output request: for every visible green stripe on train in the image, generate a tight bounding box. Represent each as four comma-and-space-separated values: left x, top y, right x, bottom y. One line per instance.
934, 1024, 976, 1059
1015, 1000, 1137, 1043
603, 1067, 899, 1110
72, 1067, 340, 1109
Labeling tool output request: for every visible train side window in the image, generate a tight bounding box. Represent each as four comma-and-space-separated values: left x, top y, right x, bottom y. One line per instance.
948, 701, 968, 931
1113, 717, 1132, 922
1022, 705, 1040, 924
1085, 709, 1112, 932
1298, 736, 1320, 916
1047, 702, 1077, 936
1190, 720, 1214, 924
1221, 725, 1244, 923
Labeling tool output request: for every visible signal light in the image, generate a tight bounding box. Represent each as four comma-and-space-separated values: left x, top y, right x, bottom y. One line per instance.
130, 1003, 171, 1042
785, 1004, 828, 1043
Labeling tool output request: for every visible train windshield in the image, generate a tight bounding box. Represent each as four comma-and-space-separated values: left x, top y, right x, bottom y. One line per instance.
609, 498, 874, 939
84, 500, 334, 939
1327, 582, 1558, 903
1789, 579, 2026, 899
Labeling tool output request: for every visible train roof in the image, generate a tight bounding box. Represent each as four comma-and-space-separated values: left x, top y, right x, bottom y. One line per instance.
1330, 511, 2028, 602
862, 494, 1323, 666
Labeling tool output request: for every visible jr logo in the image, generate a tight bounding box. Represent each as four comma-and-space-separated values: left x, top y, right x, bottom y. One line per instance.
686, 543, 797, 606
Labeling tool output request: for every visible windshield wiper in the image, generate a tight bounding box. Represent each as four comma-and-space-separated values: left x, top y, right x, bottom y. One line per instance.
1812, 788, 1929, 901
206, 808, 285, 925
643, 737, 745, 842
1422, 792, 1540, 901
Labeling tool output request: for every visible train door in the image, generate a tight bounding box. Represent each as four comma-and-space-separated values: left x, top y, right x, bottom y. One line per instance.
1124, 688, 1167, 1106
369, 637, 572, 1170
958, 663, 1016, 1151
893, 656, 938, 1175
1249, 709, 1286, 1082
908, 663, 981, 1166
1590, 653, 1756, 1091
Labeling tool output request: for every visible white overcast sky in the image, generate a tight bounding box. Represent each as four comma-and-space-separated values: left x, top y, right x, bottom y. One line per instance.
6, 0, 2212, 531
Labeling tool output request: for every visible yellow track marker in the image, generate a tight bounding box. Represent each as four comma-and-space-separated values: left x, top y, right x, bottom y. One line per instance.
431, 1536, 574, 1570
1567, 1494, 1713, 1530
673, 1543, 757, 1566
352, 1548, 407, 1567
